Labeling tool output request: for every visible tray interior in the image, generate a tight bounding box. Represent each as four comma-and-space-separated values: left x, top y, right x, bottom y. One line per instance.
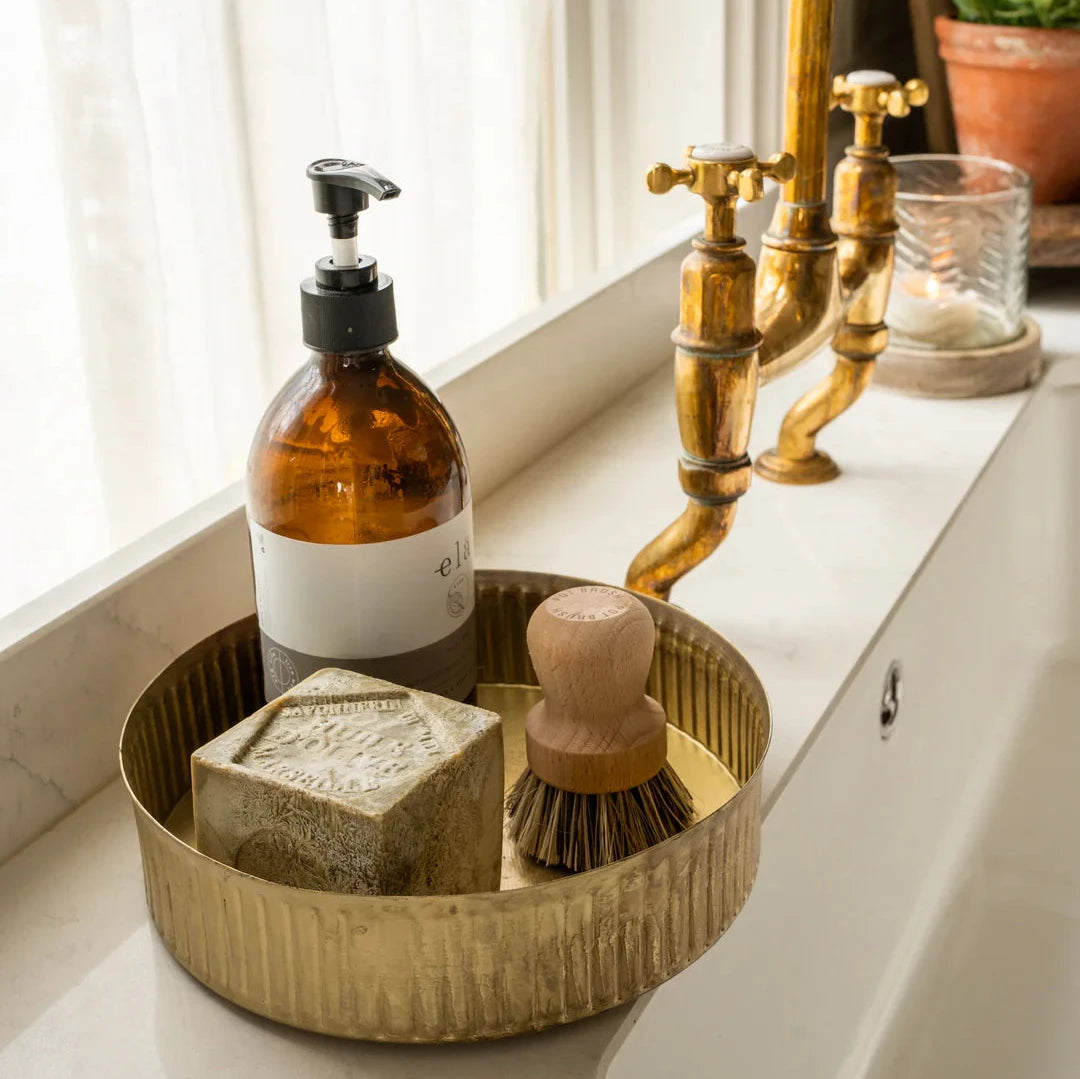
165, 680, 739, 892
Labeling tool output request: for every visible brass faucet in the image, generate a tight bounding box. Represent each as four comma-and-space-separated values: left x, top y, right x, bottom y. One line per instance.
626, 0, 927, 600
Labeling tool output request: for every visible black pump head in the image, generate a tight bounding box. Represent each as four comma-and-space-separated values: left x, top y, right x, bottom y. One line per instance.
301, 157, 402, 353
307, 159, 401, 245
308, 159, 400, 214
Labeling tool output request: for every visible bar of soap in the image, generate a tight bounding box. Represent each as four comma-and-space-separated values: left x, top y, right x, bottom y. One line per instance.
191, 668, 503, 896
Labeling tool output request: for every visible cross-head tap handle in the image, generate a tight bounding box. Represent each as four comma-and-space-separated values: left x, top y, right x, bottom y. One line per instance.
646, 143, 796, 242
830, 71, 929, 148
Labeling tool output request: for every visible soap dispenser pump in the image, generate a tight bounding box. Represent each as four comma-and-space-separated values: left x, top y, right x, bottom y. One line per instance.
300, 159, 400, 354
247, 158, 475, 704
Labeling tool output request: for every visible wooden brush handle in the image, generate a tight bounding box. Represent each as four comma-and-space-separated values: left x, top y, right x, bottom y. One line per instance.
524, 585, 667, 794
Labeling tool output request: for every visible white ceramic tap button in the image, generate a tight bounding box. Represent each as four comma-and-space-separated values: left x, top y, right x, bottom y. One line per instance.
692, 142, 754, 163
846, 69, 897, 87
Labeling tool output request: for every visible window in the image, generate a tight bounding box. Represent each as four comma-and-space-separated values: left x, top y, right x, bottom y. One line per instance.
0, 0, 784, 616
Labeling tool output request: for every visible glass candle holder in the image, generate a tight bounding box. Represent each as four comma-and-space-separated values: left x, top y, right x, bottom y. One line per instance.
886, 154, 1031, 352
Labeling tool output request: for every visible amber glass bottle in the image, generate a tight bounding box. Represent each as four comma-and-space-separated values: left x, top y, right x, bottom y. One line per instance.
246, 160, 475, 703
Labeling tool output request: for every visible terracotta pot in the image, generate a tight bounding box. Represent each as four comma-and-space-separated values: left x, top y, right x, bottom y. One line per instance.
935, 15, 1080, 204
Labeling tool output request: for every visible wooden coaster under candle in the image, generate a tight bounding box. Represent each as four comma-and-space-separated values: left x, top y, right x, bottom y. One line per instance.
874, 315, 1042, 399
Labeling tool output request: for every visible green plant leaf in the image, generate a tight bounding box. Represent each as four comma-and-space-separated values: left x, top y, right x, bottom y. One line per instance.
952, 0, 1080, 26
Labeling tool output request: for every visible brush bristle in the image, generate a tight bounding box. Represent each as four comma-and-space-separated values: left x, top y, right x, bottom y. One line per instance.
505, 764, 695, 872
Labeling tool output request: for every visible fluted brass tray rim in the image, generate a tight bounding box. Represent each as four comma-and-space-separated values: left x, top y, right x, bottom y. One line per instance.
120, 568, 771, 1041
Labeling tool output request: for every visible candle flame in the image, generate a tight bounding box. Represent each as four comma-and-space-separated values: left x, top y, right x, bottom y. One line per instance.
925, 273, 941, 300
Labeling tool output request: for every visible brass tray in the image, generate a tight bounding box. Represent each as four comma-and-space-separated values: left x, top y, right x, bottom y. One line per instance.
120, 569, 771, 1042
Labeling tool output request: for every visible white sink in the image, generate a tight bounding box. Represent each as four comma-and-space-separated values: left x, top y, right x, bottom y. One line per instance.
860, 365, 1080, 1079
608, 331, 1080, 1078
868, 664, 1080, 1079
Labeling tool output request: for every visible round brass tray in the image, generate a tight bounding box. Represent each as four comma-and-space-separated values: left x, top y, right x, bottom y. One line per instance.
120, 569, 771, 1042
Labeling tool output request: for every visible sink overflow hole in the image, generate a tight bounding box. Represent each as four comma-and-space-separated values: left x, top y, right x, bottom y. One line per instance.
880, 660, 902, 739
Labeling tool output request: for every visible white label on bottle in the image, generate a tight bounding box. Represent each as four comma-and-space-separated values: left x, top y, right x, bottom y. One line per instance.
249, 505, 474, 682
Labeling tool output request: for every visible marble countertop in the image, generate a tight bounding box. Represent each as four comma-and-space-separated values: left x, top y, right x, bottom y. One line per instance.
2, 276, 1076, 1077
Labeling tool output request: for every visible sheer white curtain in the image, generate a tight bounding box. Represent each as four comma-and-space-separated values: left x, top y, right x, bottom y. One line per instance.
1, 0, 785, 618
1, 0, 549, 615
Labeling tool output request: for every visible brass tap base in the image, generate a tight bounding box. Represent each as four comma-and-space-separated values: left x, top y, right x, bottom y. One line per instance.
753, 448, 840, 485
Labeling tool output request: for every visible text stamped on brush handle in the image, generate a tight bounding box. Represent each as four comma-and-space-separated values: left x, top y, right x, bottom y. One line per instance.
545, 586, 633, 622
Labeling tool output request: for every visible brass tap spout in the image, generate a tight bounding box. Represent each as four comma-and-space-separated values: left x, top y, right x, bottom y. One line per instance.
754, 205, 843, 386
754, 0, 841, 386
626, 145, 794, 600
756, 72, 928, 484
627, 502, 739, 601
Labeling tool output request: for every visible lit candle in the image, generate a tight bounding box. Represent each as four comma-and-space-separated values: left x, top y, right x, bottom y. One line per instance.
886, 271, 982, 349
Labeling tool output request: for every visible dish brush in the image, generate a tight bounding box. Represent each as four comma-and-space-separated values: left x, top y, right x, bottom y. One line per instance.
506, 585, 694, 871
